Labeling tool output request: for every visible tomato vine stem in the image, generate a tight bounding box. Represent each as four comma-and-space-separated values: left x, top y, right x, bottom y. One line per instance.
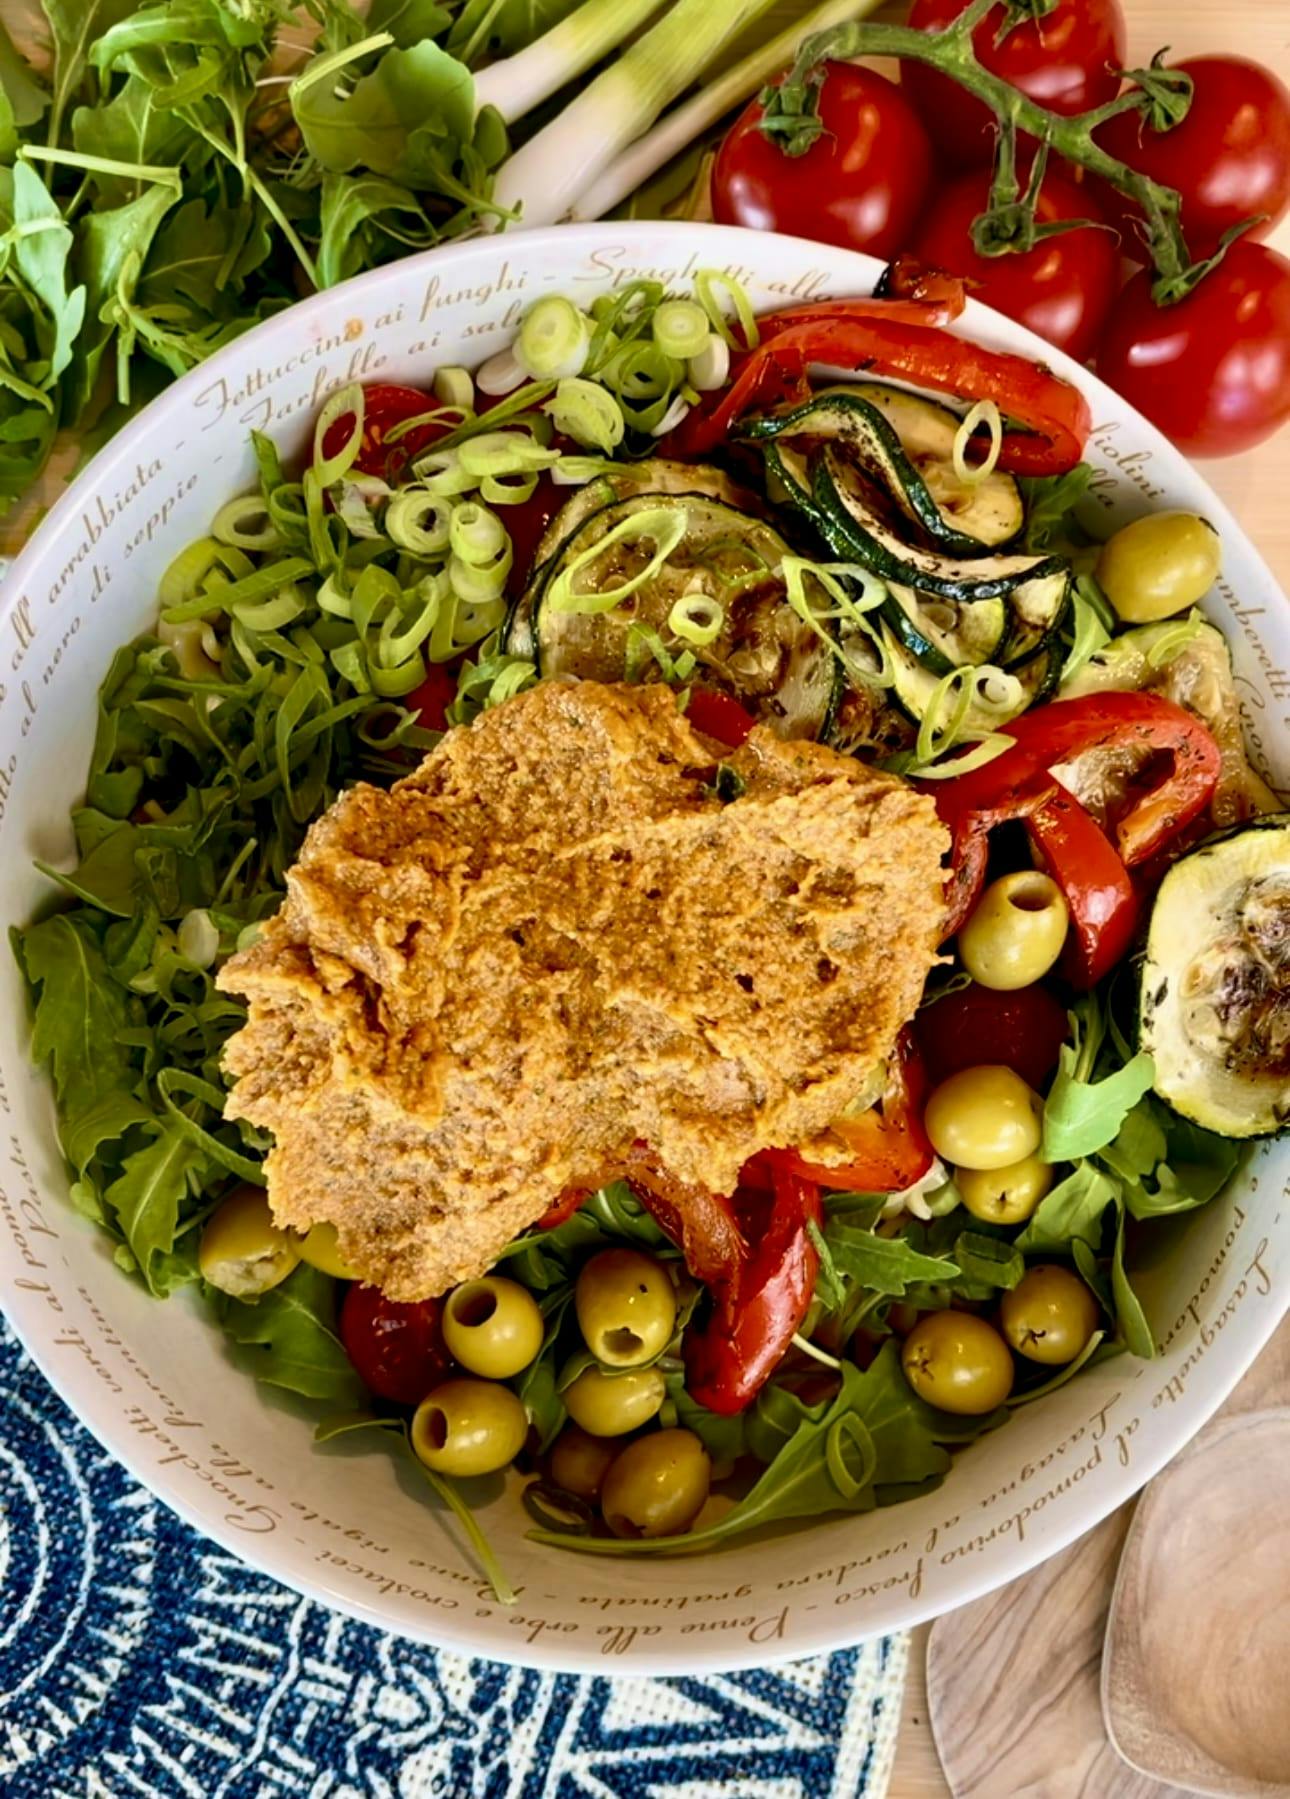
761, 0, 1259, 305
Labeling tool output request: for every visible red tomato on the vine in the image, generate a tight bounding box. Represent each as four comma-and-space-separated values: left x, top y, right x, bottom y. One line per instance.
1096, 242, 1290, 458
1096, 56, 1290, 257
912, 165, 1118, 361
339, 1285, 453, 1406
713, 62, 935, 257
903, 0, 1126, 162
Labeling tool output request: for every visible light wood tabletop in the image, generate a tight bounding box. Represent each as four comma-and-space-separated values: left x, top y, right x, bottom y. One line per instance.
888, 4, 1290, 1792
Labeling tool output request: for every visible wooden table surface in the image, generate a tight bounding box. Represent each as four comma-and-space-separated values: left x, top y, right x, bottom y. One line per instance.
889, 5, 1290, 1792
0, 4, 1286, 1793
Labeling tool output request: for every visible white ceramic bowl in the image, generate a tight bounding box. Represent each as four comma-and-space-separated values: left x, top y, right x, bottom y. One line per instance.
0, 223, 1285, 1674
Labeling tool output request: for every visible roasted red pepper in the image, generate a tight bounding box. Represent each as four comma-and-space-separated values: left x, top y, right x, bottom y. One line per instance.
764, 1032, 934, 1193
686, 687, 757, 747
667, 295, 1091, 474
1027, 789, 1141, 989
933, 692, 1222, 987
684, 1163, 823, 1416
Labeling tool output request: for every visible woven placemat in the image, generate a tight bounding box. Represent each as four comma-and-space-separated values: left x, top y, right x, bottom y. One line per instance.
0, 1315, 908, 1797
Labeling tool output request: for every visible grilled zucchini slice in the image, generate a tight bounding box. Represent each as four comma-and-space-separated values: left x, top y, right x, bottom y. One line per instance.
1140, 814, 1290, 1138
532, 492, 837, 740
744, 386, 1022, 551
883, 623, 1061, 731
883, 585, 1010, 675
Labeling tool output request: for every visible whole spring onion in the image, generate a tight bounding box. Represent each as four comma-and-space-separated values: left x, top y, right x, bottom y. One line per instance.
569, 0, 882, 221
492, 0, 783, 230
472, 0, 667, 124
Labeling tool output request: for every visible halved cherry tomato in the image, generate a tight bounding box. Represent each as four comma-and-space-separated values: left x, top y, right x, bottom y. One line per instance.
914, 981, 1069, 1090
499, 472, 563, 597
713, 62, 935, 258
765, 1034, 934, 1193
913, 164, 1119, 361
686, 688, 756, 747
1095, 56, 1290, 254
903, 0, 1126, 162
403, 662, 459, 734
320, 383, 447, 483
1096, 242, 1290, 458
339, 1285, 452, 1406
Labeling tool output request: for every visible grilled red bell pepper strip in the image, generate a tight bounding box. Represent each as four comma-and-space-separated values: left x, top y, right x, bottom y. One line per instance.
940, 693, 1223, 869
764, 1032, 934, 1193
684, 1163, 823, 1417
667, 299, 1091, 474
1026, 789, 1142, 990
935, 774, 1058, 939
685, 687, 757, 748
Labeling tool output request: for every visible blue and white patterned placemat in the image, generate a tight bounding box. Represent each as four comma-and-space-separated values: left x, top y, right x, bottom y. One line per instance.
0, 1316, 908, 1797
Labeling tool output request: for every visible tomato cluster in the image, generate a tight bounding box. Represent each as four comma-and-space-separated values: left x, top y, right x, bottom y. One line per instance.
712, 0, 1290, 457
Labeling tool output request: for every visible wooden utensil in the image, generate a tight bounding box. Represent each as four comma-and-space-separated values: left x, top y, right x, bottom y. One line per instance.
1102, 1408, 1290, 1798
927, 1317, 1290, 1799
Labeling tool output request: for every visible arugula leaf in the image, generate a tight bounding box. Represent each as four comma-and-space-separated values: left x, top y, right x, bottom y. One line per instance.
670, 1379, 747, 1467
17, 913, 139, 1128
10, 163, 87, 384
317, 172, 430, 288
0, 21, 48, 130
67, 183, 179, 416
1112, 1212, 1156, 1359
950, 1230, 1025, 1292
1059, 575, 1114, 686
825, 1218, 960, 1297
1016, 1161, 1120, 1253
104, 1117, 205, 1293
294, 42, 474, 180
1042, 1045, 1156, 1162
211, 1263, 366, 1404
41, 0, 139, 142
1018, 462, 1096, 552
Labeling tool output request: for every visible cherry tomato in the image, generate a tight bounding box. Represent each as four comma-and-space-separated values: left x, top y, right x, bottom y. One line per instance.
903, 0, 1126, 162
320, 383, 446, 483
1095, 57, 1290, 255
403, 662, 459, 734
914, 982, 1069, 1092
1096, 242, 1290, 457
339, 1285, 452, 1405
685, 687, 756, 747
713, 62, 935, 257
913, 165, 1118, 360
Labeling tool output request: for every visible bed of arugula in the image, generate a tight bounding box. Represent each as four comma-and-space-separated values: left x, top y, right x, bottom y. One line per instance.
10, 299, 1245, 1582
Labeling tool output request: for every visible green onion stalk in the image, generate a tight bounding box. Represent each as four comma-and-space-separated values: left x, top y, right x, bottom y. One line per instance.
761, 0, 1251, 305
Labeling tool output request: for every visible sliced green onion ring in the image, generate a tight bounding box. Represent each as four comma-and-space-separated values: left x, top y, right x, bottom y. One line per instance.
695, 268, 760, 351
952, 400, 1003, 487
434, 366, 474, 411
387, 487, 454, 556
545, 378, 625, 454
480, 469, 539, 505
782, 556, 893, 687
450, 549, 512, 602
668, 590, 724, 646
687, 334, 730, 393
517, 296, 592, 379
418, 450, 478, 497
449, 501, 508, 567
212, 494, 280, 552
546, 507, 690, 617
456, 431, 562, 479
652, 299, 709, 361
312, 383, 364, 487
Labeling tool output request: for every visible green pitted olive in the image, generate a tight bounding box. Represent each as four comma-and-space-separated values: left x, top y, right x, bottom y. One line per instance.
924, 1065, 1042, 1171
442, 1275, 544, 1379
1000, 1265, 1100, 1365
410, 1378, 528, 1477
901, 1310, 1014, 1414
957, 1154, 1054, 1226
295, 1221, 362, 1281
1097, 510, 1222, 624
575, 1248, 677, 1368
600, 1429, 711, 1538
549, 1425, 619, 1502
958, 871, 1069, 991
199, 1185, 300, 1298
563, 1365, 666, 1437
